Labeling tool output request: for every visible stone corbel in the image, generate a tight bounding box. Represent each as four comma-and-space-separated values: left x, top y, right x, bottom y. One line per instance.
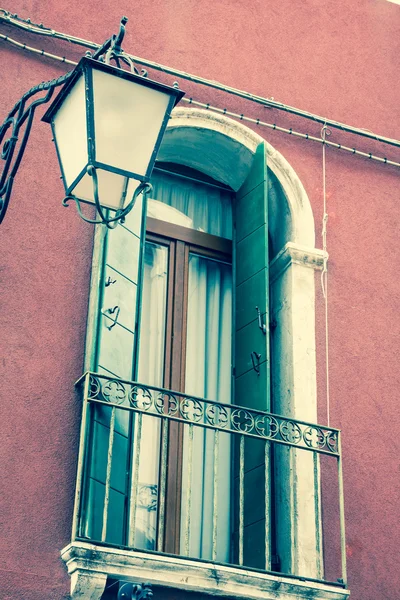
270, 242, 328, 283
70, 570, 107, 599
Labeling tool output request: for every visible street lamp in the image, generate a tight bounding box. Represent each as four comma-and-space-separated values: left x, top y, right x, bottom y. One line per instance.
0, 17, 184, 227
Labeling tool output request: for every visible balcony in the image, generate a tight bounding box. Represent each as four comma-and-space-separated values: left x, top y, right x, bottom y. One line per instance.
63, 372, 349, 600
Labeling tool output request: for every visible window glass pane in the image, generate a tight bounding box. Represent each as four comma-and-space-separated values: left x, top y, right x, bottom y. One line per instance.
138, 242, 169, 386
53, 73, 87, 189
181, 253, 233, 561
185, 253, 232, 402
148, 170, 233, 239
93, 68, 171, 177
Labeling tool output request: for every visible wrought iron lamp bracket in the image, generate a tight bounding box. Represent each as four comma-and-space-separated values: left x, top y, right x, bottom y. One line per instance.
117, 582, 153, 600
0, 16, 147, 226
0, 70, 73, 224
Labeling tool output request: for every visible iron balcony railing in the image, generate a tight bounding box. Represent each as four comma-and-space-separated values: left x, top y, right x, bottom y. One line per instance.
73, 372, 347, 588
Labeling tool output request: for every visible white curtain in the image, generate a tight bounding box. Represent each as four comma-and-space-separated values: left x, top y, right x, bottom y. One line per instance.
149, 170, 233, 239
181, 254, 232, 561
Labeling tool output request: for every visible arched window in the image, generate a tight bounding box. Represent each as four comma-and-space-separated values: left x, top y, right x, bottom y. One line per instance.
76, 109, 328, 584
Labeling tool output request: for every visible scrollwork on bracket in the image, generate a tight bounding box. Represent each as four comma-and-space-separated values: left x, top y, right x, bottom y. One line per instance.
0, 71, 73, 224
118, 582, 153, 600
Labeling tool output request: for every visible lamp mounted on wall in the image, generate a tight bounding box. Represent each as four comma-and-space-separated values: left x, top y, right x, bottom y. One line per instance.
0, 17, 185, 227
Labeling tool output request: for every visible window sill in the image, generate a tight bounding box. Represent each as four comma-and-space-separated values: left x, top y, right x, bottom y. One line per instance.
61, 541, 350, 600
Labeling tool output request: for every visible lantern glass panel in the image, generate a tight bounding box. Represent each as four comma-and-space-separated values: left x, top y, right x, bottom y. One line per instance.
53, 74, 88, 190
74, 171, 140, 211
92, 68, 172, 178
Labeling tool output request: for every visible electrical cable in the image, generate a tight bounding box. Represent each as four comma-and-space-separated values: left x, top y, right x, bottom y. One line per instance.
1, 32, 399, 170
1, 8, 400, 150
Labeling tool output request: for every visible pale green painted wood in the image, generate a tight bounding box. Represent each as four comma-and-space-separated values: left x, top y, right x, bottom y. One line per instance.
235, 321, 268, 378
234, 142, 271, 569
235, 361, 268, 410
236, 226, 269, 287
236, 182, 268, 243
84, 199, 148, 547
236, 269, 268, 331
235, 141, 270, 412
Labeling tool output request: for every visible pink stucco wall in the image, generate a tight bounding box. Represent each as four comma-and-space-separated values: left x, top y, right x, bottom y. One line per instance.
1, 1, 399, 599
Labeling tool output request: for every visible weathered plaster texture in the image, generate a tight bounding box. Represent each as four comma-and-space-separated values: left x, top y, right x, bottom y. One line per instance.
1, 1, 399, 598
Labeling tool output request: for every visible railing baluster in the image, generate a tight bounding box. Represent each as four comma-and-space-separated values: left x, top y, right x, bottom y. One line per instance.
72, 372, 91, 540
239, 434, 244, 566
212, 428, 219, 561
337, 432, 347, 586
313, 450, 322, 577
101, 405, 116, 542
157, 417, 168, 552
184, 423, 194, 556
264, 440, 270, 571
128, 412, 142, 547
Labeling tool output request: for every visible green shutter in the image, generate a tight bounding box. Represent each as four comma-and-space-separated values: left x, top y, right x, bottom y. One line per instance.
235, 142, 270, 410
234, 142, 271, 569
82, 193, 148, 545
96, 192, 147, 380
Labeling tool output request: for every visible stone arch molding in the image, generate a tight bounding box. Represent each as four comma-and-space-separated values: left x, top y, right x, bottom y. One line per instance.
159, 107, 316, 251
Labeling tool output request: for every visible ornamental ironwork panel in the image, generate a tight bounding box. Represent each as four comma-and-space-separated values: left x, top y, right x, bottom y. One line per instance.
84, 372, 339, 456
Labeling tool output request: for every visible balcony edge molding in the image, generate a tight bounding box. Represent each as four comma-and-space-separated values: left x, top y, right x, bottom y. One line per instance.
270, 242, 328, 283
61, 542, 350, 600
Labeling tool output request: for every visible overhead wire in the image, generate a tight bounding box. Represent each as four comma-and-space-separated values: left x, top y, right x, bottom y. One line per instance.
1, 8, 400, 150
1, 32, 399, 170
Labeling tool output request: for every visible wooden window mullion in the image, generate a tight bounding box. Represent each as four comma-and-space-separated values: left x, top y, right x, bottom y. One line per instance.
164, 240, 186, 554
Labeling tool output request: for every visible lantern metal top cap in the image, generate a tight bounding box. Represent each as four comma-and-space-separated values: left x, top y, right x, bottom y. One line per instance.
42, 56, 185, 124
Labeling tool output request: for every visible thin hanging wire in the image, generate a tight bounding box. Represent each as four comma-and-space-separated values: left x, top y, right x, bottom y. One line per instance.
321, 124, 330, 427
